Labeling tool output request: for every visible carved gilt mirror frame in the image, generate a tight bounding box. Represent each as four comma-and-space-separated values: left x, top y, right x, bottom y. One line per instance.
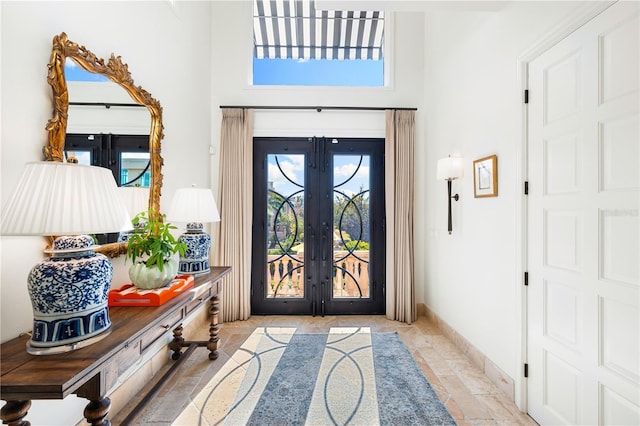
44, 32, 164, 257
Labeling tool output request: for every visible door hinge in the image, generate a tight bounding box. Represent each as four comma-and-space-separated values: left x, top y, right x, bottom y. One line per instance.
524, 271, 529, 286
524, 89, 529, 104
524, 181, 529, 195
524, 363, 529, 378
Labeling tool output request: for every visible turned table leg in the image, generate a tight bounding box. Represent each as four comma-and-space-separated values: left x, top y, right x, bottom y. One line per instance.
83, 397, 110, 426
0, 400, 31, 426
166, 286, 222, 361
168, 324, 185, 360
207, 295, 220, 360
75, 375, 110, 426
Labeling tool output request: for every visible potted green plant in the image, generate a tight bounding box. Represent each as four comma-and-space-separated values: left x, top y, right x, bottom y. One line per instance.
126, 209, 187, 289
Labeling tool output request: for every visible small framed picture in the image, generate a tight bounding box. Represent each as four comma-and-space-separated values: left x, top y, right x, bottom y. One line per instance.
473, 155, 498, 198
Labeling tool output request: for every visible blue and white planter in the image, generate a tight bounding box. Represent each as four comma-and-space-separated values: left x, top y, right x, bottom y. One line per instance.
27, 235, 112, 354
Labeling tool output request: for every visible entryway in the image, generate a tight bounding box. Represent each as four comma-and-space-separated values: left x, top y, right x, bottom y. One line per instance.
251, 137, 385, 315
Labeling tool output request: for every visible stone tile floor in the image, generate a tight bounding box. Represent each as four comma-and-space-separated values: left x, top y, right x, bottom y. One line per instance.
112, 315, 538, 425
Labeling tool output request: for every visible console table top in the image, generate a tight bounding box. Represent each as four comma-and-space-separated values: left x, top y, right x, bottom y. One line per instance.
0, 266, 231, 401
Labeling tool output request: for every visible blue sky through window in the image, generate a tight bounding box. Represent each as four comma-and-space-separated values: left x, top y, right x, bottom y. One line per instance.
270, 154, 369, 197
253, 58, 383, 86
65, 60, 109, 82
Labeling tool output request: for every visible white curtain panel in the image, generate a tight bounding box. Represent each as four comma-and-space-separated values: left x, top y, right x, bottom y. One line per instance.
214, 108, 254, 322
385, 110, 416, 324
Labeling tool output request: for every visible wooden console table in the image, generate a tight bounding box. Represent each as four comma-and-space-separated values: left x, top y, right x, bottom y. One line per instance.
0, 266, 231, 426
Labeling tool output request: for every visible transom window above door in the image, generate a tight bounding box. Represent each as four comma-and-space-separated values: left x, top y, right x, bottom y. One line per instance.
252, 0, 385, 86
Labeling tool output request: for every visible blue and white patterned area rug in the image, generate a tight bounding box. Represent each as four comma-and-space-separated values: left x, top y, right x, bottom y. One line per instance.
180, 327, 456, 425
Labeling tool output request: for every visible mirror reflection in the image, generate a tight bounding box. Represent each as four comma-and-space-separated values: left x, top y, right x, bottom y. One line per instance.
65, 58, 151, 188
64, 59, 152, 243
45, 32, 165, 257
65, 134, 151, 188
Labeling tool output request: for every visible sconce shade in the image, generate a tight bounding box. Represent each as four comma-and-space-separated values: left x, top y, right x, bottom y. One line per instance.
167, 187, 220, 275
1, 161, 131, 235
437, 156, 463, 181
167, 187, 220, 224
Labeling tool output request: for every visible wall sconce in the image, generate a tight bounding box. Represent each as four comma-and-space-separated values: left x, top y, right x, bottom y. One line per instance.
437, 156, 463, 234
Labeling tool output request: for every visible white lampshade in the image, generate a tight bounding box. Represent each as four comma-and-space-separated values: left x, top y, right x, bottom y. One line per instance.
167, 187, 220, 223
436, 156, 463, 181
1, 161, 132, 235
118, 186, 150, 218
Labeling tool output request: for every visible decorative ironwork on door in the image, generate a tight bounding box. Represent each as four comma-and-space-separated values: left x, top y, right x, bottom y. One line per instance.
332, 154, 371, 299
252, 137, 385, 316
266, 154, 305, 298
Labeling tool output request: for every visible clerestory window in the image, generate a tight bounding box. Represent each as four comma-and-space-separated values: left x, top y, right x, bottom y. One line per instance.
252, 0, 385, 86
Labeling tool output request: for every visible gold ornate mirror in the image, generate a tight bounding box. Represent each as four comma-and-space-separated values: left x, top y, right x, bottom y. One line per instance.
45, 32, 163, 257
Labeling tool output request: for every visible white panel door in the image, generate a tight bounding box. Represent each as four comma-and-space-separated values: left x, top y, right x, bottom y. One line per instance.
528, 2, 639, 425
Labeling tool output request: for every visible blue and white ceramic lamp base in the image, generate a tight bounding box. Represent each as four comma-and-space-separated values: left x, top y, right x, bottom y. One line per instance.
27, 235, 113, 355
178, 222, 211, 275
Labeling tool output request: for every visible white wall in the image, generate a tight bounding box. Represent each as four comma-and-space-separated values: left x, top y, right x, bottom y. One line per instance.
422, 0, 590, 396
0, 1, 213, 423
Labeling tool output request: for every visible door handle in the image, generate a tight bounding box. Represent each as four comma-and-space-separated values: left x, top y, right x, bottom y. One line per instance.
106, 134, 114, 166
321, 222, 329, 261
308, 224, 315, 261
320, 280, 326, 317
321, 137, 327, 172
309, 137, 317, 169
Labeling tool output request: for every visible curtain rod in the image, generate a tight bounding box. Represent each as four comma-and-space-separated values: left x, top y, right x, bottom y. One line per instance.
219, 105, 417, 112
70, 102, 146, 109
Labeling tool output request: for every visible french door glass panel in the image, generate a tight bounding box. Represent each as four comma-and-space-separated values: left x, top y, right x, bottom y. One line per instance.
121, 152, 151, 187
332, 155, 371, 299
266, 154, 305, 298
252, 137, 384, 315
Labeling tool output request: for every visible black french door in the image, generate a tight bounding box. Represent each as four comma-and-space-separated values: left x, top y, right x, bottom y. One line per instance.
65, 133, 150, 187
251, 137, 385, 315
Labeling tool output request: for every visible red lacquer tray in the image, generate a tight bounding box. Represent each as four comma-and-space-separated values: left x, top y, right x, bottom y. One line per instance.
108, 275, 195, 307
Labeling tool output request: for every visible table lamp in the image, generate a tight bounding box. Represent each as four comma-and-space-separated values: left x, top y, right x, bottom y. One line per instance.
117, 186, 150, 242
1, 161, 131, 354
167, 186, 220, 275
